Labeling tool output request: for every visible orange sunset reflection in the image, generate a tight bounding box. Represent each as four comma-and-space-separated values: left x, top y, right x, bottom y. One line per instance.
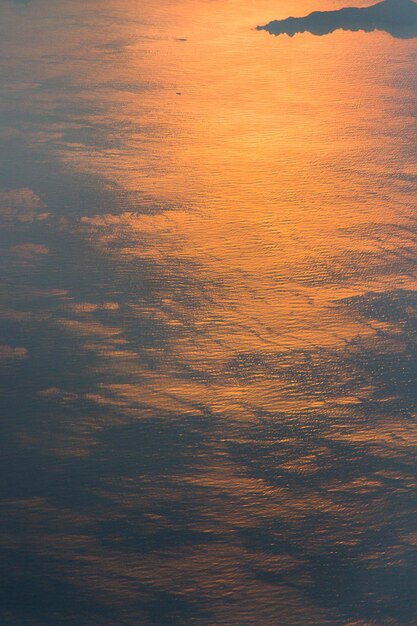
1, 0, 417, 624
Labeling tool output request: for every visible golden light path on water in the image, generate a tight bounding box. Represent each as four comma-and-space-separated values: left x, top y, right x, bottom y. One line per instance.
0, 0, 417, 624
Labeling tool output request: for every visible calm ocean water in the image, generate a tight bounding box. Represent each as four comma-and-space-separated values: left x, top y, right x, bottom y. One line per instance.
1, 0, 417, 623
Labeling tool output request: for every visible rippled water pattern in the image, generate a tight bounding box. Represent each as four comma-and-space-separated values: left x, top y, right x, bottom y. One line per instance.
0, 0, 417, 624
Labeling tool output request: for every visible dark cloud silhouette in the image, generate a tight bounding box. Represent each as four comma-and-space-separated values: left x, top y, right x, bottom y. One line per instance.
257, 0, 417, 39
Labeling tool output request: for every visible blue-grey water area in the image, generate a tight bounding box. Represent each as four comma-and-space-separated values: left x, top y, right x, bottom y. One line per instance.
0, 0, 417, 624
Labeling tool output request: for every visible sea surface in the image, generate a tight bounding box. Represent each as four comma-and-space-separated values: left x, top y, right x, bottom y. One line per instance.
0, 0, 417, 624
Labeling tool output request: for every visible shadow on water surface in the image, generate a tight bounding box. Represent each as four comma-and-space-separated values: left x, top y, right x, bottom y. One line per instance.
225, 286, 417, 623
2, 195, 417, 624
